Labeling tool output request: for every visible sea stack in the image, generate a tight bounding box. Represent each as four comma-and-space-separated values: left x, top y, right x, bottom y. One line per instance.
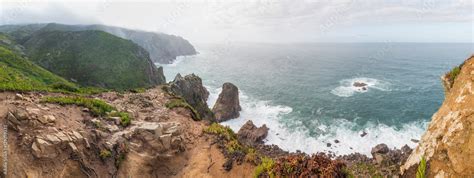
212, 82, 242, 122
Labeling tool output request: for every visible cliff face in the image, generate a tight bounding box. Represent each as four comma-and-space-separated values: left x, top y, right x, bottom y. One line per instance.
401, 55, 474, 177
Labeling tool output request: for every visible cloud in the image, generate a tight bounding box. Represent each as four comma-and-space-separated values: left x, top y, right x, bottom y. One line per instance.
0, 0, 471, 43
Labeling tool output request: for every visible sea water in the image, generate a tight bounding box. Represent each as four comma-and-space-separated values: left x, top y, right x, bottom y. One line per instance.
160, 43, 473, 156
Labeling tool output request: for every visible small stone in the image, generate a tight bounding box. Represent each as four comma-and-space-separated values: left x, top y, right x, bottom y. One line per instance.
326, 143, 332, 147
68, 142, 78, 152
360, 131, 368, 137
15, 93, 24, 100
84, 138, 91, 148
13, 109, 29, 120
109, 117, 121, 125
56, 132, 70, 142
38, 115, 56, 124
334, 140, 340, 143
106, 125, 119, 132
82, 108, 90, 112
26, 107, 41, 115
160, 134, 172, 150
71, 131, 83, 140
164, 124, 181, 136
45, 134, 61, 144
411, 139, 419, 143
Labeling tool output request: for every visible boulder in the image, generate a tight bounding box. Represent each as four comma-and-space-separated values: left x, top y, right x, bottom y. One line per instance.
32, 138, 57, 158
212, 82, 242, 122
38, 115, 56, 124
237, 120, 269, 145
169, 73, 214, 121
6, 112, 20, 131
371, 143, 389, 164
353, 82, 368, 87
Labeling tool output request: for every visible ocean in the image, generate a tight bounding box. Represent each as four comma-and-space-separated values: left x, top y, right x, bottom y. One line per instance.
160, 43, 473, 156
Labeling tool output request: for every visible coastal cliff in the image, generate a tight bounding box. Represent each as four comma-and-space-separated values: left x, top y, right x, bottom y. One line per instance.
401, 55, 474, 177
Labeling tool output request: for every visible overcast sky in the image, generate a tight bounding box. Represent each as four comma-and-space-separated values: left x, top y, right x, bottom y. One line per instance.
0, 0, 472, 43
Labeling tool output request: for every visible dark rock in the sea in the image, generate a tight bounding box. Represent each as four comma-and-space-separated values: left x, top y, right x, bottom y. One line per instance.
334, 139, 340, 143
353, 82, 368, 87
401, 144, 412, 154
212, 82, 242, 122
362, 87, 367, 91
326, 143, 332, 147
360, 131, 368, 137
237, 120, 269, 146
410, 139, 419, 143
169, 74, 214, 121
371, 143, 389, 155
371, 143, 389, 164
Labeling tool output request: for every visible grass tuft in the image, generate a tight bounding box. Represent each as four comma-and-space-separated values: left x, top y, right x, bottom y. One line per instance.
254, 157, 275, 178
165, 98, 201, 121
42, 96, 115, 116
416, 156, 427, 178
99, 149, 112, 159
42, 96, 133, 127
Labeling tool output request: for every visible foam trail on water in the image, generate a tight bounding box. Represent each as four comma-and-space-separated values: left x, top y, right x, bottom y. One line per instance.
207, 85, 427, 156
331, 77, 391, 97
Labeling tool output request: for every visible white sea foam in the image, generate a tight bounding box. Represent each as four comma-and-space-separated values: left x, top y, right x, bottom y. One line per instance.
331, 77, 391, 97
207, 85, 427, 157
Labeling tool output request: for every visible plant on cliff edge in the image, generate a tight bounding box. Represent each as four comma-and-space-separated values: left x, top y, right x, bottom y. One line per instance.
416, 156, 427, 178
165, 98, 201, 121
254, 156, 275, 178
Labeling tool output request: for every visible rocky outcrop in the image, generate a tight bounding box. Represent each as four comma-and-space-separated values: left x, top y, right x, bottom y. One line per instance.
237, 120, 269, 146
401, 55, 474, 177
168, 74, 214, 121
212, 82, 242, 122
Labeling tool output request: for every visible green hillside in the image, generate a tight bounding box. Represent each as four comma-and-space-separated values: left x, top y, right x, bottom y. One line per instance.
23, 30, 165, 90
0, 34, 78, 92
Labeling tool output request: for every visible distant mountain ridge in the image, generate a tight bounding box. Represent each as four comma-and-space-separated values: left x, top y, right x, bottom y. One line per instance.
0, 23, 197, 64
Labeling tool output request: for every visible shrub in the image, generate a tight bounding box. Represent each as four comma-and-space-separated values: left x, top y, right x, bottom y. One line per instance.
42, 96, 115, 116
99, 149, 112, 159
254, 157, 275, 178
204, 123, 237, 141
110, 111, 132, 127
165, 98, 201, 121
42, 96, 133, 126
416, 156, 427, 178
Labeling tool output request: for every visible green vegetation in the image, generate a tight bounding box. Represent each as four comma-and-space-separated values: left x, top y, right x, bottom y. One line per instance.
254, 157, 275, 178
99, 149, 112, 159
23, 30, 165, 90
416, 156, 427, 178
110, 111, 132, 127
165, 98, 201, 121
42, 96, 115, 116
204, 123, 237, 141
0, 46, 79, 93
42, 96, 133, 126
445, 62, 464, 88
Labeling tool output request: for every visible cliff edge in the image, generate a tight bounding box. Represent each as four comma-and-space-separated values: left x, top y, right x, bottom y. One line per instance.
401, 55, 474, 177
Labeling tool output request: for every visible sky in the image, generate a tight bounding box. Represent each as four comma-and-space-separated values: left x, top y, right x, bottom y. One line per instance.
0, 0, 472, 43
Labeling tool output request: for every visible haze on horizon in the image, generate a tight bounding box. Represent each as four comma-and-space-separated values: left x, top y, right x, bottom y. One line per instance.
0, 0, 472, 44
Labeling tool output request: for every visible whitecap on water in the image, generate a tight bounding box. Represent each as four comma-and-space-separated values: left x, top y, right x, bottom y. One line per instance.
207, 84, 424, 157
331, 77, 391, 97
